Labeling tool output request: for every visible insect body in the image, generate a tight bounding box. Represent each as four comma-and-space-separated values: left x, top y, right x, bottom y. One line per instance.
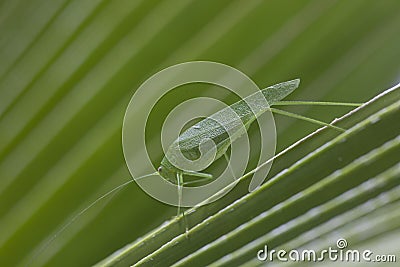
157, 78, 346, 186
158, 79, 300, 183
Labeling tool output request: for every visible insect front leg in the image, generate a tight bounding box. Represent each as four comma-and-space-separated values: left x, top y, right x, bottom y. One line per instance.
182, 170, 212, 179
176, 172, 183, 216
176, 171, 189, 235
182, 177, 213, 186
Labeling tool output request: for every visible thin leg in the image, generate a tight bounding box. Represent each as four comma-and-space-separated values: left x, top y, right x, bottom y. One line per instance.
176, 172, 183, 216
182, 170, 213, 179
176, 172, 189, 236
273, 101, 362, 107
183, 176, 212, 186
224, 153, 236, 181
270, 108, 346, 132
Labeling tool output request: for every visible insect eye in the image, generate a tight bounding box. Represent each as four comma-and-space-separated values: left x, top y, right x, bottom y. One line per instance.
157, 167, 162, 172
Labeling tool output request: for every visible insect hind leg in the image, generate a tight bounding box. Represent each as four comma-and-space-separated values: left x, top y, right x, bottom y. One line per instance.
270, 108, 346, 132
224, 153, 234, 176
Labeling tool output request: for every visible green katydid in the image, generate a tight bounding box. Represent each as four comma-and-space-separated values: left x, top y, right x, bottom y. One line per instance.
30, 79, 362, 262
156, 79, 360, 212
157, 79, 349, 183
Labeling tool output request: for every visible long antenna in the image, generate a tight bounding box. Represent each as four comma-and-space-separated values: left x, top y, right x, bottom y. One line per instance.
27, 172, 157, 266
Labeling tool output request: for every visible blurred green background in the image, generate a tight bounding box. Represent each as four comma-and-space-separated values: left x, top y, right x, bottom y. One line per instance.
0, 0, 399, 266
